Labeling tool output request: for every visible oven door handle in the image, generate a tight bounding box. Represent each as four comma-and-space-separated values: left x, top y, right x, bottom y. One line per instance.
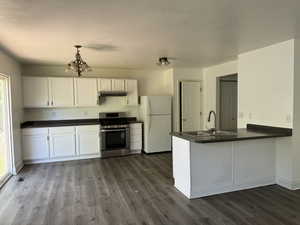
100, 129, 126, 132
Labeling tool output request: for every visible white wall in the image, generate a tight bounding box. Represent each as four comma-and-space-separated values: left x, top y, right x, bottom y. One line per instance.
0, 50, 23, 173
23, 98, 139, 121
290, 39, 300, 189
202, 40, 297, 189
235, 40, 295, 189
202, 61, 238, 129
238, 40, 294, 129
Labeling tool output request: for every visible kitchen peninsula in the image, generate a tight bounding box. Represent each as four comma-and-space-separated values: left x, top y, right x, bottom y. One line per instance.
170, 124, 292, 199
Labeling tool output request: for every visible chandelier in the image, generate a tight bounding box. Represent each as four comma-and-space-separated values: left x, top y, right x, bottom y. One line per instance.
66, 45, 92, 76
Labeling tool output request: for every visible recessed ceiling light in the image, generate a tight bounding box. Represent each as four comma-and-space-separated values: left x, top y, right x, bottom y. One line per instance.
157, 57, 170, 66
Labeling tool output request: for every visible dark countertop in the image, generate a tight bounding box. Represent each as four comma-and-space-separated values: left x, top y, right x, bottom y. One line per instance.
170, 124, 292, 143
21, 119, 143, 129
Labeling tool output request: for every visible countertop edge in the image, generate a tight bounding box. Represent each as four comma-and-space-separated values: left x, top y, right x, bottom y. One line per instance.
170, 124, 292, 144
21, 119, 143, 129
170, 132, 291, 143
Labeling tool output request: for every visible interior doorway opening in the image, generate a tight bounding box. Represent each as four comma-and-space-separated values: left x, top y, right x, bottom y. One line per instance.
0, 74, 13, 187
216, 74, 238, 131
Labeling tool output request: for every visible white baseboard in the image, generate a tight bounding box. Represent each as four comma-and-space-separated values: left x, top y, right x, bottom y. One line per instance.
189, 179, 275, 199
13, 161, 24, 175
277, 177, 300, 190
24, 154, 101, 165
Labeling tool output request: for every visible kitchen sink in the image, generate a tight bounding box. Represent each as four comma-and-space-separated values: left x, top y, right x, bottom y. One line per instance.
185, 130, 237, 137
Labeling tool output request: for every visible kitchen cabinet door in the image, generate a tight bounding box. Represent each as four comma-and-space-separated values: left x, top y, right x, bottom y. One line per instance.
130, 123, 142, 152
125, 79, 138, 105
22, 128, 50, 160
76, 125, 100, 156
112, 79, 125, 91
75, 78, 98, 106
23, 77, 49, 108
49, 127, 76, 158
98, 78, 112, 91
49, 77, 74, 107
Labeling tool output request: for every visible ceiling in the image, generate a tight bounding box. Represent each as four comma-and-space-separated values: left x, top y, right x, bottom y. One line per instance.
0, 0, 299, 68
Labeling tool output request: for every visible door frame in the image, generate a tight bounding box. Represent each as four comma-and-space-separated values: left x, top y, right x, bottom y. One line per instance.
216, 74, 238, 130
178, 80, 202, 132
0, 73, 14, 188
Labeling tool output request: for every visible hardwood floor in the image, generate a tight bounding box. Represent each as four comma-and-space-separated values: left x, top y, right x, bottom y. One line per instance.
0, 153, 300, 225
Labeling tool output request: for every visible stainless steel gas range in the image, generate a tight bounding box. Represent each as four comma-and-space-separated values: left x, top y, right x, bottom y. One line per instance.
99, 112, 136, 158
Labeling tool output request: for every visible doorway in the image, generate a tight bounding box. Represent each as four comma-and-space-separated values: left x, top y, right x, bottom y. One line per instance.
217, 74, 238, 131
179, 81, 202, 132
0, 75, 12, 186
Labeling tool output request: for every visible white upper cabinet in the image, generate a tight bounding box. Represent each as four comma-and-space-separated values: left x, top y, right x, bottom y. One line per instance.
23, 76, 74, 108
75, 78, 98, 106
49, 77, 74, 107
112, 79, 125, 91
125, 79, 138, 105
23, 77, 49, 108
23, 76, 139, 108
98, 78, 112, 91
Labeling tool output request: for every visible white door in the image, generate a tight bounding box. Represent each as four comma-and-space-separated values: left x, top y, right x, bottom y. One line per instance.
22, 128, 49, 160
75, 78, 98, 106
49, 127, 76, 158
76, 125, 100, 156
49, 77, 74, 107
125, 80, 138, 105
98, 79, 112, 91
23, 77, 49, 107
112, 79, 125, 91
147, 96, 172, 115
181, 81, 202, 132
145, 115, 171, 153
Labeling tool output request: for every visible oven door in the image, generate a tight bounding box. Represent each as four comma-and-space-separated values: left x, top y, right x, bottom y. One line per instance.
101, 127, 130, 152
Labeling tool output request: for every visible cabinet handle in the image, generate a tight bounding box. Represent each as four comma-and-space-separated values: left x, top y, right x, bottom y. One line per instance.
47, 101, 49, 106
51, 100, 53, 106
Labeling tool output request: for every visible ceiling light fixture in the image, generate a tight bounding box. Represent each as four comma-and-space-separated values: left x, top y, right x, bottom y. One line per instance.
157, 57, 170, 66
66, 45, 92, 77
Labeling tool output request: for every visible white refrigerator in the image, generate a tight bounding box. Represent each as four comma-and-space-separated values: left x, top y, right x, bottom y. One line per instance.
140, 96, 172, 153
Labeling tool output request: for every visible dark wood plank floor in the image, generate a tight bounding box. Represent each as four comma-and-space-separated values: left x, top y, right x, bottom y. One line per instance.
0, 153, 300, 225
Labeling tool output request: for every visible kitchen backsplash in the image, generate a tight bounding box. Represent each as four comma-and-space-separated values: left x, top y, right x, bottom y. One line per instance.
23, 97, 139, 121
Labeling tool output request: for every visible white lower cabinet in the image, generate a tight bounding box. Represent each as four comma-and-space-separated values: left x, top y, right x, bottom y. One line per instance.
49, 127, 76, 158
130, 123, 142, 152
22, 128, 50, 160
76, 125, 100, 156
22, 125, 101, 163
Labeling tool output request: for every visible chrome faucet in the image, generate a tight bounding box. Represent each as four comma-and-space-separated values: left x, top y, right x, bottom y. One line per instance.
208, 110, 217, 133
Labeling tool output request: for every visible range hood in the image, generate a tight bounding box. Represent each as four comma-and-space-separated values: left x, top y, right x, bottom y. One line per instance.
98, 91, 127, 97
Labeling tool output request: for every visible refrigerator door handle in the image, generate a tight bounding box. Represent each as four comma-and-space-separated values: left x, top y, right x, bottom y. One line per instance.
148, 115, 152, 134
148, 98, 152, 115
